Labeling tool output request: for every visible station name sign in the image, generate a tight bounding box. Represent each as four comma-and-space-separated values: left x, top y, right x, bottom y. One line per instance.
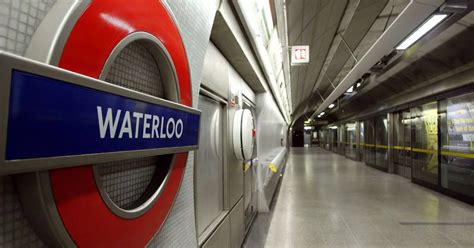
0, 52, 200, 174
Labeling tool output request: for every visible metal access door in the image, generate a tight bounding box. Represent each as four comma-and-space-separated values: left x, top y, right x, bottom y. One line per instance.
242, 100, 257, 230
195, 94, 225, 237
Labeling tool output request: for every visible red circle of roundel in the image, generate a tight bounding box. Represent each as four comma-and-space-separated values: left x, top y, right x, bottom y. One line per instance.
49, 0, 191, 247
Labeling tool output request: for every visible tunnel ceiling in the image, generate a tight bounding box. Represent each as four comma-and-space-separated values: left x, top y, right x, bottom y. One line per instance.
287, 0, 410, 122
333, 12, 474, 121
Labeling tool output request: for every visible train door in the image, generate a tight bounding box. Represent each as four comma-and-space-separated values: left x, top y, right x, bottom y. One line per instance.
394, 110, 412, 178
359, 122, 365, 162
242, 99, 257, 230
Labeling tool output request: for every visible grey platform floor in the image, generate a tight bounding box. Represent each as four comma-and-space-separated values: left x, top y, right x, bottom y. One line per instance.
243, 147, 474, 248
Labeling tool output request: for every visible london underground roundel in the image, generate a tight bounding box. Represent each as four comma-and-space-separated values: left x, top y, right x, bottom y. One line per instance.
40, 1, 190, 247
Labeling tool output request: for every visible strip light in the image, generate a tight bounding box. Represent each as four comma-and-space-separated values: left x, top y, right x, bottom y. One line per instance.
396, 14, 448, 50
346, 86, 354, 93
328, 103, 335, 109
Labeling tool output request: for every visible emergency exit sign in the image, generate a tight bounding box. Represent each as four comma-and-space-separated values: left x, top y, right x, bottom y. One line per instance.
291, 45, 309, 65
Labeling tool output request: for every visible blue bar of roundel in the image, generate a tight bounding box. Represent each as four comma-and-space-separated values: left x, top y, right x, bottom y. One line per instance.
6, 70, 200, 160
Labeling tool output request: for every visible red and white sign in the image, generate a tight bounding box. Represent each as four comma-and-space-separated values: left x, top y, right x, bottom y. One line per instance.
29, 1, 192, 247
291, 45, 310, 65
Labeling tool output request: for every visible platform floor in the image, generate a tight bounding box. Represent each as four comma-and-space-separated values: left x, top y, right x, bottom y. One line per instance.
244, 147, 474, 248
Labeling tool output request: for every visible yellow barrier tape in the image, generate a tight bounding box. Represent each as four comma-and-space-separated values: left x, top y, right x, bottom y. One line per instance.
412, 148, 437, 154
393, 146, 412, 151
244, 162, 251, 172
268, 163, 278, 173
322, 142, 474, 159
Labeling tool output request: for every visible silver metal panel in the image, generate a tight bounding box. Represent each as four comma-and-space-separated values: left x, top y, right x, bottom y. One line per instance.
202, 216, 231, 248
202, 42, 229, 100
255, 91, 288, 213
243, 163, 251, 204
227, 67, 244, 208
195, 94, 224, 237
243, 103, 257, 229
210, 0, 267, 93
256, 93, 288, 158
241, 80, 256, 106
150, 0, 219, 247
249, 158, 258, 223
229, 197, 244, 248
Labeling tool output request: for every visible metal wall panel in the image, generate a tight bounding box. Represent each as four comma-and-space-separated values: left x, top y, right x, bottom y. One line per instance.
229, 198, 244, 248
202, 217, 231, 248
202, 42, 229, 99
255, 92, 288, 212
150, 1, 220, 247
227, 66, 244, 208
241, 79, 256, 105
256, 93, 288, 158
195, 94, 224, 237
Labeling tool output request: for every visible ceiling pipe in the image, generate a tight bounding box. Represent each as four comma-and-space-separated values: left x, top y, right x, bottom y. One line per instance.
311, 0, 444, 118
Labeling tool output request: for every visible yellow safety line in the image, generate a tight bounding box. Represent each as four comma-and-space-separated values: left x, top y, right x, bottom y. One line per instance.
325, 143, 474, 159
412, 148, 437, 154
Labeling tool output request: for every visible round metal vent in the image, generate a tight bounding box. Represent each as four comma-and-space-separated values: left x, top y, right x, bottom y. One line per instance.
93, 36, 175, 215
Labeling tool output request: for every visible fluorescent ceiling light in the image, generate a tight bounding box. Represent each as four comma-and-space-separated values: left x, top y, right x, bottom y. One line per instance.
328, 103, 335, 109
396, 14, 448, 50
329, 126, 337, 129
356, 82, 361, 88
346, 86, 354, 93
304, 126, 312, 130
320, 112, 325, 116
